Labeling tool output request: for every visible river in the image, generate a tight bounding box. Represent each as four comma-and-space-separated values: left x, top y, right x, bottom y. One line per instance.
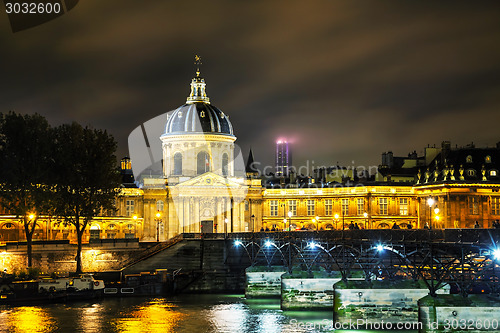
0, 295, 417, 332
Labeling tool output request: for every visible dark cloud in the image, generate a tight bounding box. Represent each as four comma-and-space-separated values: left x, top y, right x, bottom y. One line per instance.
1, 1, 500, 172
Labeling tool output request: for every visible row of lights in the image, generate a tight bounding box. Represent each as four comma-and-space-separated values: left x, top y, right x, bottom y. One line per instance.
233, 240, 387, 253
233, 240, 500, 260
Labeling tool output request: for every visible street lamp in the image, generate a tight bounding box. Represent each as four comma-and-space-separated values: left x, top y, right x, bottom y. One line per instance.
334, 213, 340, 230
288, 211, 292, 231
363, 212, 368, 229
251, 214, 255, 232
434, 207, 440, 227
155, 211, 162, 242
427, 197, 435, 229
224, 218, 229, 237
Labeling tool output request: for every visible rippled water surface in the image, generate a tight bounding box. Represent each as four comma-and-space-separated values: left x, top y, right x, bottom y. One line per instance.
0, 295, 416, 332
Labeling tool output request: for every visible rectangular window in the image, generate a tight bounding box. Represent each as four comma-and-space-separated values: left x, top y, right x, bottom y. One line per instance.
357, 198, 364, 216
400, 198, 408, 216
325, 199, 332, 216
341, 198, 349, 216
307, 200, 315, 216
288, 200, 297, 216
126, 199, 135, 217
379, 198, 388, 215
270, 200, 278, 216
493, 198, 500, 215
469, 197, 479, 215
89, 229, 100, 240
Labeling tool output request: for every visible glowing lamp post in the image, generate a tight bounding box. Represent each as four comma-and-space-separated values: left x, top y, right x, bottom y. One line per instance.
287, 211, 293, 231
434, 207, 440, 228
363, 212, 368, 229
288, 214, 293, 272
155, 211, 162, 242
427, 197, 435, 229
334, 213, 340, 230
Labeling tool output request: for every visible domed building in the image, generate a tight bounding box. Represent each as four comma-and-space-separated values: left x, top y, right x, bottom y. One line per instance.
148, 67, 256, 239
161, 70, 236, 182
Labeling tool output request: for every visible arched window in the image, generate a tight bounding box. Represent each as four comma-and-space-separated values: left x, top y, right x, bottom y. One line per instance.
466, 155, 473, 163
222, 153, 229, 176
156, 200, 164, 212
486, 155, 492, 163
106, 224, 116, 239
467, 169, 476, 177
173, 152, 182, 175
197, 151, 210, 175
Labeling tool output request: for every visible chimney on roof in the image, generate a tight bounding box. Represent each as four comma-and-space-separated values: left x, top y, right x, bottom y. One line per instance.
441, 141, 451, 164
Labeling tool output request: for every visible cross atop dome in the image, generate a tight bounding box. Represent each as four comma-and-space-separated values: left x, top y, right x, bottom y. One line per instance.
187, 55, 210, 104
194, 54, 202, 77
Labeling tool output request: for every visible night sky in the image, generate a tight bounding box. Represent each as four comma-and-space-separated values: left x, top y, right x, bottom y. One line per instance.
2, 1, 500, 172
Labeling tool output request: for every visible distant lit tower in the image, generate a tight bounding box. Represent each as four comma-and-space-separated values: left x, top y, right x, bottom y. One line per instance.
276, 140, 292, 177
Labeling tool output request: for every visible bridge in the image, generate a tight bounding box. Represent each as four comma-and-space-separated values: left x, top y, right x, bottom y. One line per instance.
184, 229, 500, 297
120, 229, 500, 329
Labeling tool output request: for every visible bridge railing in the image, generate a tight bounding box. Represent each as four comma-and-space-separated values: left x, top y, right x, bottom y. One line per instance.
226, 229, 500, 245
180, 229, 500, 245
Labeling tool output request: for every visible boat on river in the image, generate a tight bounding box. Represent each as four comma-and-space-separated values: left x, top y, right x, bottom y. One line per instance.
0, 274, 105, 305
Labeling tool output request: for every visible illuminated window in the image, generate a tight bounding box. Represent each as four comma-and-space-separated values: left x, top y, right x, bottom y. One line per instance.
222, 153, 229, 176
125, 224, 135, 239
121, 158, 131, 170
400, 198, 408, 216
466, 155, 472, 163
90, 228, 100, 240
197, 151, 210, 175
325, 199, 332, 216
173, 152, 182, 175
341, 198, 349, 216
288, 200, 297, 216
357, 198, 364, 216
379, 198, 388, 215
106, 224, 116, 239
491, 170, 497, 177
485, 155, 491, 163
307, 200, 315, 216
468, 197, 479, 215
270, 200, 278, 216
126, 200, 135, 217
156, 200, 164, 212
492, 198, 500, 215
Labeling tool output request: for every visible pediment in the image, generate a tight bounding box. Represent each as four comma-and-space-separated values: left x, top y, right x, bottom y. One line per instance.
175, 172, 244, 188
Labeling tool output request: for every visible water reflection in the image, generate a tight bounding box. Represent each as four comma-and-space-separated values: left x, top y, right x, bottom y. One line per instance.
77, 303, 104, 332
5, 307, 56, 333
111, 299, 185, 333
0, 296, 416, 333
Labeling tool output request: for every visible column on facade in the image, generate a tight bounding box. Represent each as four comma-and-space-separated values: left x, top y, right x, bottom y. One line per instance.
193, 197, 199, 233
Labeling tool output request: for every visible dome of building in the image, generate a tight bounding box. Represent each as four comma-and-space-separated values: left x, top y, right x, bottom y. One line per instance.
164, 72, 234, 136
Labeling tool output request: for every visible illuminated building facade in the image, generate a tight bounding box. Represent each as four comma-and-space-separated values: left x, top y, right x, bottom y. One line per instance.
1, 72, 500, 244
